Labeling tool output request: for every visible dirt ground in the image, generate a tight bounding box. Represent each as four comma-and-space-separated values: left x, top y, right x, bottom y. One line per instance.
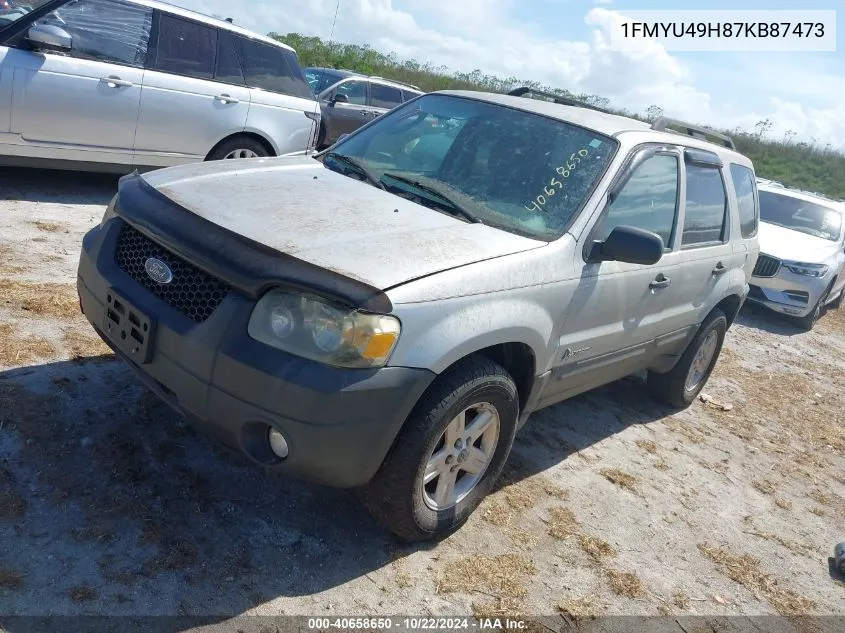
0, 167, 844, 628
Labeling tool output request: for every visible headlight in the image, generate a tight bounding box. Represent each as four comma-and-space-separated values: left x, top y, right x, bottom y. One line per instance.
248, 290, 401, 368
785, 262, 829, 277
100, 195, 119, 228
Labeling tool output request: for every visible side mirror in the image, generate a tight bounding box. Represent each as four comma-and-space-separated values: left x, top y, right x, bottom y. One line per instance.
26, 24, 72, 53
588, 225, 664, 265
331, 93, 349, 105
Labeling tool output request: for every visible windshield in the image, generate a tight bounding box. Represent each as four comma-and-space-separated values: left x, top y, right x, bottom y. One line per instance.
759, 190, 843, 242
322, 94, 617, 240
304, 68, 345, 95
0, 1, 52, 27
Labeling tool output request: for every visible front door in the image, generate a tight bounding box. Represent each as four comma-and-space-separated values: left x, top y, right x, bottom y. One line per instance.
326, 78, 371, 142
540, 150, 683, 406
0, 0, 151, 162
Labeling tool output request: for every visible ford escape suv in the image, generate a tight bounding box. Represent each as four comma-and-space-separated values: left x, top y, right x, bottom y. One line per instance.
77, 88, 759, 540
0, 0, 319, 172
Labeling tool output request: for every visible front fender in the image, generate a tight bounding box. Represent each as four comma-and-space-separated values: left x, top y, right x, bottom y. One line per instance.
388, 294, 554, 375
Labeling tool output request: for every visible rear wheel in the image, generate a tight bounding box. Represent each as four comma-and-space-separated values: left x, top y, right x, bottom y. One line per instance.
648, 309, 727, 408
206, 136, 270, 161
359, 356, 518, 542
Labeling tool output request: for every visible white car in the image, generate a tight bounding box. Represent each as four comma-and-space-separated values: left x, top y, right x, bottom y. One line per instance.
749, 183, 845, 329
0, 0, 320, 172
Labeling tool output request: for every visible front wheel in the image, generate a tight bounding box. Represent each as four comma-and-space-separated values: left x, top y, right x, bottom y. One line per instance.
648, 309, 727, 408
798, 285, 832, 331
359, 356, 519, 541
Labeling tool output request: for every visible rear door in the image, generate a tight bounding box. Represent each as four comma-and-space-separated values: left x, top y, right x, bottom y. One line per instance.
660, 150, 743, 335
133, 13, 250, 166
237, 37, 319, 155
0, 0, 150, 163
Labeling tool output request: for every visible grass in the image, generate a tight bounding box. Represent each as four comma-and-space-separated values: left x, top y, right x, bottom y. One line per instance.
635, 439, 658, 454
0, 279, 79, 318
698, 544, 816, 615
605, 569, 645, 598
599, 468, 639, 492
547, 507, 578, 540
436, 554, 537, 598
482, 500, 515, 527
0, 323, 56, 367
753, 479, 776, 495
557, 595, 601, 619
775, 498, 793, 510
33, 221, 66, 233
63, 328, 112, 361
0, 568, 25, 590
579, 534, 616, 562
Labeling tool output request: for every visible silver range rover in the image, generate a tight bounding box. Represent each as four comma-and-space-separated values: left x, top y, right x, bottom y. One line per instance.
749, 183, 845, 330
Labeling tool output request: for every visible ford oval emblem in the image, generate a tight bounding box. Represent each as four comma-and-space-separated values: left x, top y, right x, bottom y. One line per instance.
144, 257, 173, 284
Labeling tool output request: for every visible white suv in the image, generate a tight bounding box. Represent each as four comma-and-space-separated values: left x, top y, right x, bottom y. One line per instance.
0, 0, 320, 172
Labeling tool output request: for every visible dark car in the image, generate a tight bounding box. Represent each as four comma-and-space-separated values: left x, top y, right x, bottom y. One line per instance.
304, 67, 423, 148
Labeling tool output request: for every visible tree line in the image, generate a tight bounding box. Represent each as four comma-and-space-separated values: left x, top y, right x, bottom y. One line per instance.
273, 32, 845, 201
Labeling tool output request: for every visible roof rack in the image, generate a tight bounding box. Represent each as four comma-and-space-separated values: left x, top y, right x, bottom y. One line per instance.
651, 117, 736, 150
369, 76, 421, 91
507, 87, 610, 113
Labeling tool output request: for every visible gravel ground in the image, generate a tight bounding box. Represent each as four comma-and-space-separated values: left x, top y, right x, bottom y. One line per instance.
0, 167, 843, 629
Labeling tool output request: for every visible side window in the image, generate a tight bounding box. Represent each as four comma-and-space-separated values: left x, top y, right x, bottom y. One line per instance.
595, 154, 679, 247
32, 0, 152, 67
215, 31, 244, 85
401, 90, 418, 102
335, 80, 367, 105
371, 84, 403, 109
682, 164, 728, 246
155, 14, 217, 80
238, 38, 314, 100
730, 164, 758, 238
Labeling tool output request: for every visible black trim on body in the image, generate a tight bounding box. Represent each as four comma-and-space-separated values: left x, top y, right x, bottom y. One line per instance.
114, 172, 393, 313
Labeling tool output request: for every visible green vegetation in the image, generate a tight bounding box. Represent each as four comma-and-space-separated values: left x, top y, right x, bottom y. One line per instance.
272, 32, 845, 201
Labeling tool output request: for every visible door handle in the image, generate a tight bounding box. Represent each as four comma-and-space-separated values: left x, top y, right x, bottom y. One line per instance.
214, 94, 240, 104
712, 262, 729, 276
649, 274, 671, 289
100, 76, 133, 88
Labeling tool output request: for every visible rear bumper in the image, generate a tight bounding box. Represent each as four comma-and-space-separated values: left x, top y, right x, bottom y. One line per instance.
77, 220, 435, 487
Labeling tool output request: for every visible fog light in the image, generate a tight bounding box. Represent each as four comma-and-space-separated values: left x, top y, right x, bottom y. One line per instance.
267, 427, 289, 459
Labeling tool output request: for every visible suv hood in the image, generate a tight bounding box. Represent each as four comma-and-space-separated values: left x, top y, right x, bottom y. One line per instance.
758, 221, 841, 264
141, 157, 544, 291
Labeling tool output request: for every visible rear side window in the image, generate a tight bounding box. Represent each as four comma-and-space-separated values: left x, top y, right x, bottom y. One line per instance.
32, 0, 152, 67
215, 31, 244, 85
401, 90, 419, 102
371, 84, 403, 109
595, 154, 679, 247
730, 164, 758, 238
237, 38, 313, 100
156, 14, 217, 80
682, 164, 728, 246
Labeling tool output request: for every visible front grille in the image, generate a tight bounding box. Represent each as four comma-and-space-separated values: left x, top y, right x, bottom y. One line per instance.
115, 224, 229, 323
752, 254, 781, 278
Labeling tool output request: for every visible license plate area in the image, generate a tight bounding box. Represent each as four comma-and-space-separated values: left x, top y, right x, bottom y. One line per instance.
103, 289, 155, 364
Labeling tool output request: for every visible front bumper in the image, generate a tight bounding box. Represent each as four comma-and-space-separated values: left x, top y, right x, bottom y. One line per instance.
77, 220, 435, 488
747, 268, 831, 318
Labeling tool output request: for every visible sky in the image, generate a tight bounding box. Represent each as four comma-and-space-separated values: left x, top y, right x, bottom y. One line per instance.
172, 0, 844, 148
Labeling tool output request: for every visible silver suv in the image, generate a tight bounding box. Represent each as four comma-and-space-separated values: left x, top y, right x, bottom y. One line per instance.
0, 0, 319, 172
77, 88, 760, 540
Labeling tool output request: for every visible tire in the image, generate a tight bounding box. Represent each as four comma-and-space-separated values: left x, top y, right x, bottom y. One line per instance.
797, 283, 832, 331
828, 286, 843, 310
647, 309, 727, 408
359, 356, 519, 542
206, 136, 271, 161
316, 123, 327, 150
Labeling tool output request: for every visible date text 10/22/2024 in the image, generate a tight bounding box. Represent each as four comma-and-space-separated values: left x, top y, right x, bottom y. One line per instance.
307, 617, 532, 630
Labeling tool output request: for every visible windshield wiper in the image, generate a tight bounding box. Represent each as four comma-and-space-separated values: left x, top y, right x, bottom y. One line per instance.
323, 152, 385, 190
380, 172, 482, 224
